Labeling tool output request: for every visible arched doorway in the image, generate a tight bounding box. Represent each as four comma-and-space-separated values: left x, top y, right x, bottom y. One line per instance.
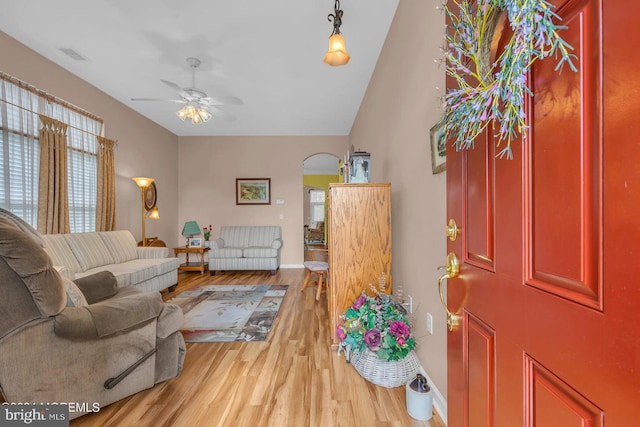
302, 153, 340, 258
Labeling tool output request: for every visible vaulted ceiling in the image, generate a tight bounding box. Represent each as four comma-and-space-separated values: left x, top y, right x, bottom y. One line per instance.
0, 0, 399, 136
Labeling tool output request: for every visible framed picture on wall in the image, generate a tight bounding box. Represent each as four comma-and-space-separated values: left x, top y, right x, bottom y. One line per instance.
430, 119, 447, 174
236, 178, 271, 205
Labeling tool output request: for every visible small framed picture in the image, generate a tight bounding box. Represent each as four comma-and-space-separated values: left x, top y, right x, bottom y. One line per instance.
236, 178, 271, 205
430, 119, 447, 174
188, 237, 202, 248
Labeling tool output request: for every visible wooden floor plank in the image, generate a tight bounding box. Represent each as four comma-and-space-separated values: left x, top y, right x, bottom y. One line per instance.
70, 269, 445, 427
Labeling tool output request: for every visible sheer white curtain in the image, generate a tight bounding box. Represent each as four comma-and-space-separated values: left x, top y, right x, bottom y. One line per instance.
0, 78, 40, 226
0, 72, 104, 232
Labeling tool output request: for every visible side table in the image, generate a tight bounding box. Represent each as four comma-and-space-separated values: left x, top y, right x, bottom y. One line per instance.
173, 246, 209, 274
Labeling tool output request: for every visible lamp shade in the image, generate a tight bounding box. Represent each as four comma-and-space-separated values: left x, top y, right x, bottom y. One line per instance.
182, 221, 201, 236
132, 176, 154, 188
148, 207, 160, 220
324, 34, 350, 66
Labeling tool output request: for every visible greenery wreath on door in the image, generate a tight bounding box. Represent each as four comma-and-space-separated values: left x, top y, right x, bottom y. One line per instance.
443, 0, 578, 159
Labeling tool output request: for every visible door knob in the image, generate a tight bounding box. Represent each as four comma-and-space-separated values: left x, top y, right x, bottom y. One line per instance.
437, 252, 462, 331
445, 219, 461, 241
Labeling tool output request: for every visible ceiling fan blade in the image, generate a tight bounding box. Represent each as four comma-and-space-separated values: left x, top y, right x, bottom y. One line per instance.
208, 106, 236, 121
131, 98, 187, 103
160, 79, 184, 92
160, 79, 192, 99
199, 96, 243, 106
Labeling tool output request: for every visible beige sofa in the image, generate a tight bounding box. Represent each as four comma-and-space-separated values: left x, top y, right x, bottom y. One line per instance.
42, 230, 179, 293
209, 226, 283, 275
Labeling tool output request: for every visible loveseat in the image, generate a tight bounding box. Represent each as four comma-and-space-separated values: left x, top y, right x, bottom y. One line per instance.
209, 226, 283, 275
0, 213, 185, 420
41, 229, 179, 293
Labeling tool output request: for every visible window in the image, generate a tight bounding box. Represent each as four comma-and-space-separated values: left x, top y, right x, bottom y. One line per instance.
0, 73, 103, 232
0, 80, 40, 226
309, 189, 325, 222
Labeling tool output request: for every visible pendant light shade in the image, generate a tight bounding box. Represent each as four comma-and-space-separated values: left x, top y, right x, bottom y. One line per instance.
324, 33, 351, 66
324, 0, 350, 66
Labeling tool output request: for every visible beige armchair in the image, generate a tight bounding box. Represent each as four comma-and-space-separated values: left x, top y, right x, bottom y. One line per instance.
0, 212, 186, 420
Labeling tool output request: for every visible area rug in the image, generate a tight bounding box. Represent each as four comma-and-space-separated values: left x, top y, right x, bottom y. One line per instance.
168, 284, 288, 343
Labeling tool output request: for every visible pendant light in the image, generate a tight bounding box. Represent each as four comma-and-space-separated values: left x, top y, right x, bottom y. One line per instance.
323, 0, 351, 66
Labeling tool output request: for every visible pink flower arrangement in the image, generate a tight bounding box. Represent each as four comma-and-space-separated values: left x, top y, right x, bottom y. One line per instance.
337, 287, 415, 361
203, 225, 212, 241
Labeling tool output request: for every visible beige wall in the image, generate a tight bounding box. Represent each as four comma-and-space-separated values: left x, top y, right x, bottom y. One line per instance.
177, 136, 348, 265
2, 2, 448, 397
0, 31, 180, 247
350, 0, 448, 396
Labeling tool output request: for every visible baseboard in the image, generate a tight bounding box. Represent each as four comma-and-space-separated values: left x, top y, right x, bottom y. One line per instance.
280, 264, 304, 269
419, 366, 447, 425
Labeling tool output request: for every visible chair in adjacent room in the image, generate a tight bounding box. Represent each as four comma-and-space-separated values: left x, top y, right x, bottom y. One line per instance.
301, 247, 329, 301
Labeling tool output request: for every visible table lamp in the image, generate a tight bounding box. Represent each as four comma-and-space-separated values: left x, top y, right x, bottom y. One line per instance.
182, 221, 201, 246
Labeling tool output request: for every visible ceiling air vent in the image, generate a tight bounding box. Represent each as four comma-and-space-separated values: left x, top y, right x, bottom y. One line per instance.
59, 48, 88, 61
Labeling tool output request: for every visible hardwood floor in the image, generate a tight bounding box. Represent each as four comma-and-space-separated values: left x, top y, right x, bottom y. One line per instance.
71, 269, 446, 427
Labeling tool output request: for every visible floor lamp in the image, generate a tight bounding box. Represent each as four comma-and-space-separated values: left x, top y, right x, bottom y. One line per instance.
132, 177, 160, 246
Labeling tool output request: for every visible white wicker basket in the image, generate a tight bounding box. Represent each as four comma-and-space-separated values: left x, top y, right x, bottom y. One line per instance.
350, 348, 420, 388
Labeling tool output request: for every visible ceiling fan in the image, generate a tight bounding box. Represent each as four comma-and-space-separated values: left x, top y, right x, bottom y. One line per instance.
131, 57, 242, 124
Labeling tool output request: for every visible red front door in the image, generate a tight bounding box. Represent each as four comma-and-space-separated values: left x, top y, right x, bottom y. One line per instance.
446, 0, 640, 425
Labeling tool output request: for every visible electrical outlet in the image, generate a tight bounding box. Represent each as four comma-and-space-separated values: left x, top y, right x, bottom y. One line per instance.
426, 312, 433, 335
407, 295, 413, 313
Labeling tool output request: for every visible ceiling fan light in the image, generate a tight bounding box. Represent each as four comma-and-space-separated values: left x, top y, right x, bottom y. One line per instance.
185, 104, 197, 116
191, 114, 202, 125
324, 34, 350, 66
198, 108, 212, 123
176, 107, 189, 121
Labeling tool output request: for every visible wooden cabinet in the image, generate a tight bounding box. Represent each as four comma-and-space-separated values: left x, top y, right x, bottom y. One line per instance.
327, 183, 392, 348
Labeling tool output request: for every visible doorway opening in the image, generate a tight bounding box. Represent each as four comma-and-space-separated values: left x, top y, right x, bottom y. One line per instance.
302, 153, 339, 259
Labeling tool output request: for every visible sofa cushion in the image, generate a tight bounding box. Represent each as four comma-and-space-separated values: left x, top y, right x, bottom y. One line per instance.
99, 230, 138, 263
137, 246, 170, 259
42, 234, 82, 274
64, 233, 114, 271
75, 267, 130, 288
73, 271, 118, 304
150, 257, 181, 276
63, 277, 88, 307
210, 247, 243, 258
76, 258, 178, 288
243, 247, 278, 258
123, 259, 172, 285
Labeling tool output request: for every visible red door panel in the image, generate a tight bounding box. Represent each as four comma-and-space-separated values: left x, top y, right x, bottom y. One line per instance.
446, 0, 640, 425
465, 131, 495, 270
465, 314, 496, 427
525, 355, 604, 427
527, 0, 602, 309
